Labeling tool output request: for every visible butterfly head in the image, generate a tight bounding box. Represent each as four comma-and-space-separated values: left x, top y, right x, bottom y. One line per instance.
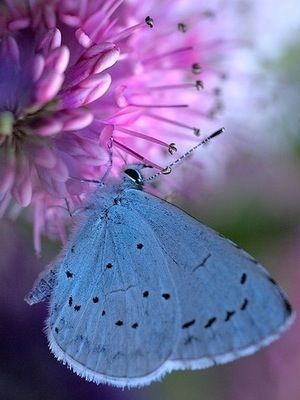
123, 164, 149, 186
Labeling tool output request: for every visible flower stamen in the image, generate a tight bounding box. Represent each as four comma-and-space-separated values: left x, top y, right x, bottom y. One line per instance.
192, 63, 202, 74
128, 81, 204, 94
145, 16, 154, 28
115, 126, 176, 152
105, 16, 154, 43
146, 113, 200, 136
143, 46, 193, 65
127, 103, 188, 108
112, 139, 162, 170
177, 22, 187, 33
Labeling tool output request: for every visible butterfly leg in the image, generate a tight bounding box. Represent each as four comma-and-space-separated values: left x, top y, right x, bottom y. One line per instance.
97, 138, 113, 186
62, 198, 88, 217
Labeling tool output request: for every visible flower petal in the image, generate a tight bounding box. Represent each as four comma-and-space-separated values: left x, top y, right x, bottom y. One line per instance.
45, 46, 70, 74
3, 36, 20, 63
63, 44, 119, 90
32, 54, 45, 82
0, 158, 15, 194
61, 109, 94, 131
30, 117, 63, 136
60, 72, 111, 108
35, 70, 65, 104
48, 158, 69, 182
37, 28, 62, 52
8, 18, 30, 31
75, 28, 93, 48
12, 168, 32, 207
31, 145, 57, 168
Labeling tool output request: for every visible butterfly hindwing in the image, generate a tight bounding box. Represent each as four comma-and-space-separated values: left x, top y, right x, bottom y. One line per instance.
124, 189, 293, 368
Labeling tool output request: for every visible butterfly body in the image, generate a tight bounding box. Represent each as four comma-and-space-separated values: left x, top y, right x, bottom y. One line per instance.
26, 166, 294, 388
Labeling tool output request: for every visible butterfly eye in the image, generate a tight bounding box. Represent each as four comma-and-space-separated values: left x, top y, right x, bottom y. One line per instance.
124, 168, 143, 185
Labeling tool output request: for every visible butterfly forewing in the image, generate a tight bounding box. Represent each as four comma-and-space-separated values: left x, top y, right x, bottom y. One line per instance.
48, 204, 177, 386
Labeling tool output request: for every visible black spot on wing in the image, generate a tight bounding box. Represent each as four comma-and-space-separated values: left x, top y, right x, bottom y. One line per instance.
268, 278, 292, 315
162, 293, 171, 300
240, 273, 247, 285
102, 310, 106, 316
74, 305, 81, 311
240, 298, 249, 311
65, 270, 73, 278
115, 320, 123, 326
182, 319, 195, 329
131, 322, 139, 329
268, 277, 277, 285
92, 297, 99, 303
106, 263, 112, 269
68, 296, 73, 307
284, 299, 293, 315
204, 317, 217, 328
143, 291, 149, 298
136, 243, 144, 249
55, 327, 59, 334
224, 310, 235, 322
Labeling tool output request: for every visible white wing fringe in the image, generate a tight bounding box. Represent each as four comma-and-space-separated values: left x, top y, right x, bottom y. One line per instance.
46, 312, 294, 389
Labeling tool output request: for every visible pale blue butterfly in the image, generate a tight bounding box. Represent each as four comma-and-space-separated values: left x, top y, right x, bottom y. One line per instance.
25, 129, 294, 388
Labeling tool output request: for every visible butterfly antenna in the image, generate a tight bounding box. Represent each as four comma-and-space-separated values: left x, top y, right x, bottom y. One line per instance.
64, 198, 73, 217
145, 127, 225, 183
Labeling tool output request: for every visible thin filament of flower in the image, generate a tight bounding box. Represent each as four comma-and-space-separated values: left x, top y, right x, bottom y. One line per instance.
85, 0, 124, 40
128, 103, 188, 108
106, 18, 153, 43
143, 46, 193, 65
101, 0, 124, 22
128, 82, 203, 94
146, 112, 200, 135
115, 127, 172, 149
113, 139, 162, 169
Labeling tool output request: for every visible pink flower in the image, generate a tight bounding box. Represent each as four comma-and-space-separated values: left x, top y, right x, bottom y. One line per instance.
0, 0, 228, 252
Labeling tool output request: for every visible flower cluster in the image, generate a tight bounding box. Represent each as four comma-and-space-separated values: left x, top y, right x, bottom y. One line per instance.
0, 0, 228, 252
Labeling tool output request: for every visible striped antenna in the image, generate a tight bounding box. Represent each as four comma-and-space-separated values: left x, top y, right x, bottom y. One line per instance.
145, 127, 225, 183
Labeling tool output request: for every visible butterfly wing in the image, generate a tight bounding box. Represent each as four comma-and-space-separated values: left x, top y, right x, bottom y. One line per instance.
123, 188, 294, 371
46, 206, 178, 387
45, 186, 293, 388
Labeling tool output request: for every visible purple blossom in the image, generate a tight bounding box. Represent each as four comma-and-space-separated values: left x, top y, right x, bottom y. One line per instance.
0, 0, 228, 252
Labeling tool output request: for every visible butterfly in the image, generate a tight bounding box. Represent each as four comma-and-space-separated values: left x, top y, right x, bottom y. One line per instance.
25, 163, 294, 388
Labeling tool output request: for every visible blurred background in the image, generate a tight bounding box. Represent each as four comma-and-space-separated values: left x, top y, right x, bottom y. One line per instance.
1, 1, 300, 399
